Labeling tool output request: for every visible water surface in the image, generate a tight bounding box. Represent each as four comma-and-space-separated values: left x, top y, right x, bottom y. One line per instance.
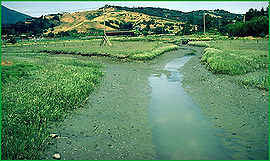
148, 55, 231, 160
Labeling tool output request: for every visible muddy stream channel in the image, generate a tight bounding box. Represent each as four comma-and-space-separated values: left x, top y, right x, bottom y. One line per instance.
148, 56, 231, 159
44, 46, 249, 160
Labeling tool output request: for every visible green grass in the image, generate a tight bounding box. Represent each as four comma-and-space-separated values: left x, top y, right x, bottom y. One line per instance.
1, 62, 41, 83
1, 49, 103, 159
203, 40, 268, 75
189, 39, 269, 90
17, 39, 178, 60
239, 71, 269, 90
188, 41, 210, 47
130, 45, 179, 60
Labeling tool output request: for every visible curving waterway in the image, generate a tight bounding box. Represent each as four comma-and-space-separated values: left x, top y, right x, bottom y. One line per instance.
148, 55, 232, 160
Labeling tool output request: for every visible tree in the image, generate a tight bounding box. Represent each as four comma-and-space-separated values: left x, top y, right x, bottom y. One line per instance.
152, 26, 163, 34
52, 15, 60, 21
47, 32, 54, 37
177, 24, 193, 35
119, 22, 133, 30
227, 16, 268, 37
260, 7, 265, 16
245, 8, 263, 21
7, 36, 17, 44
57, 31, 70, 37
1, 17, 58, 37
142, 24, 150, 32
142, 30, 149, 35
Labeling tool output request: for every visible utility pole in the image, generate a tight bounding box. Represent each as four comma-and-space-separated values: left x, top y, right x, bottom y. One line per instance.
100, 6, 112, 46
162, 24, 164, 34
103, 7, 106, 35
203, 12, 206, 35
243, 14, 246, 23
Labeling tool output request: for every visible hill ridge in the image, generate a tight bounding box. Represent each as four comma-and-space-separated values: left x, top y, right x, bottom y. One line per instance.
1, 5, 32, 25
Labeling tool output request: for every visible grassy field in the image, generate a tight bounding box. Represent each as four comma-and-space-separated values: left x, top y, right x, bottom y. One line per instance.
1, 48, 103, 159
188, 39, 269, 90
8, 39, 179, 60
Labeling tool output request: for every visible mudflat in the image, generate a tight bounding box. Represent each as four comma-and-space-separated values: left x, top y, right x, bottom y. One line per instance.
43, 45, 268, 160
180, 46, 269, 159
43, 46, 195, 160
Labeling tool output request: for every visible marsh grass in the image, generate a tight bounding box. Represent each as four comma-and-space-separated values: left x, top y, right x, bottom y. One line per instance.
1, 50, 103, 159
130, 45, 178, 60
12, 39, 178, 60
239, 72, 269, 90
1, 63, 41, 83
1, 37, 178, 159
188, 41, 210, 47
189, 39, 269, 90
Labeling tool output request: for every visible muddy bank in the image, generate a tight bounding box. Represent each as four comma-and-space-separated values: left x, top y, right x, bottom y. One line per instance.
179, 46, 269, 159
43, 46, 195, 160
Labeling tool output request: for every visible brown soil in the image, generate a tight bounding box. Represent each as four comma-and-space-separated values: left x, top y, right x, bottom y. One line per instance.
1, 60, 14, 66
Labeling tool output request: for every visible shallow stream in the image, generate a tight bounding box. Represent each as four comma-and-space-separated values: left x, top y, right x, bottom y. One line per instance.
148, 55, 232, 160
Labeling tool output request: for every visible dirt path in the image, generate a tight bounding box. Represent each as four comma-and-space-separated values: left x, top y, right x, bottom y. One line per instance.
43, 46, 195, 160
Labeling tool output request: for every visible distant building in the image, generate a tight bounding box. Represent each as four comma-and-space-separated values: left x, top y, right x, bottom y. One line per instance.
106, 31, 135, 36
134, 26, 141, 31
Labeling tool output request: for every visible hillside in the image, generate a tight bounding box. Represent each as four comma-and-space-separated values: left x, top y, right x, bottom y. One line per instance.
1, 5, 32, 25
1, 5, 245, 36
45, 5, 243, 35
111, 5, 242, 22
109, 5, 243, 31
46, 6, 186, 34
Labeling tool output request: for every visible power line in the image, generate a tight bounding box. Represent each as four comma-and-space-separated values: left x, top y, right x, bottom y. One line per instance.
20, 6, 101, 14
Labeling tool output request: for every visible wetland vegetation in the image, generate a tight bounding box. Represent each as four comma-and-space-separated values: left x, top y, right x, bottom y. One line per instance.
1, 36, 268, 159
189, 39, 269, 90
1, 2, 269, 160
1, 48, 103, 159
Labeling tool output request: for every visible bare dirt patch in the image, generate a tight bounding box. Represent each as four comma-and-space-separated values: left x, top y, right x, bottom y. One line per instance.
1, 60, 14, 66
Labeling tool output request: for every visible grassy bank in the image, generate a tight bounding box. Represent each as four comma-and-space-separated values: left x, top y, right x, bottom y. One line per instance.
188, 39, 269, 90
12, 39, 178, 60
1, 49, 103, 159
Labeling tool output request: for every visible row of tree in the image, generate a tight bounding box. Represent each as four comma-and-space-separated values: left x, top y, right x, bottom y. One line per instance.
227, 16, 269, 37
226, 7, 269, 37
104, 20, 134, 31
2, 16, 60, 37
245, 7, 269, 21
177, 6, 269, 37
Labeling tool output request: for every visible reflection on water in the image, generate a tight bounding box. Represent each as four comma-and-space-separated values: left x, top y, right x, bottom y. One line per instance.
148, 56, 231, 160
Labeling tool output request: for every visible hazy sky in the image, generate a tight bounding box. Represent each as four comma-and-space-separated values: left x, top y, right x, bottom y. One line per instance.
2, 1, 269, 17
